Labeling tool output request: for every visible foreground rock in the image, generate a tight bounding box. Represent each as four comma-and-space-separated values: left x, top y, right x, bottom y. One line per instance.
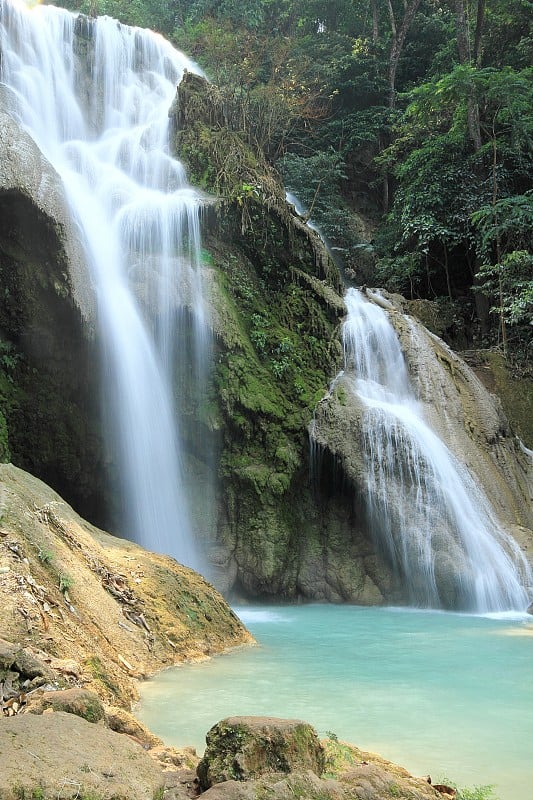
0, 464, 254, 798
195, 717, 442, 800
197, 717, 325, 789
0, 712, 165, 800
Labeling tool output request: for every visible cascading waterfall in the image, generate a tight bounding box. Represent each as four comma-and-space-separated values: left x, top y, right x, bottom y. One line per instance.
340, 287, 530, 611
0, 0, 208, 570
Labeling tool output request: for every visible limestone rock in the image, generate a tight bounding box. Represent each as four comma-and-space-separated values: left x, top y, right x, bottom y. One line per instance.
0, 711, 165, 800
199, 767, 441, 800
310, 290, 533, 605
0, 638, 55, 684
26, 687, 105, 723
197, 716, 325, 790
105, 705, 163, 747
0, 463, 254, 709
0, 106, 94, 323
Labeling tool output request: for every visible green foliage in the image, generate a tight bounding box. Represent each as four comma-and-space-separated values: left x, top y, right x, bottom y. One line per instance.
279, 149, 365, 262
9, 786, 46, 800
375, 64, 532, 359
56, 0, 177, 32
38, 547, 54, 565
54, 0, 532, 364
473, 192, 533, 358
0, 339, 22, 464
59, 572, 74, 593
477, 250, 533, 324
0, 340, 21, 380
457, 788, 497, 800
0, 409, 10, 463
454, 782, 499, 800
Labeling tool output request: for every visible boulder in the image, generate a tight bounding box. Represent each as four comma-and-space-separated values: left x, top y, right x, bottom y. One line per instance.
104, 705, 163, 748
192, 734, 445, 800
197, 716, 325, 790
0, 638, 54, 684
200, 771, 344, 800
26, 687, 105, 723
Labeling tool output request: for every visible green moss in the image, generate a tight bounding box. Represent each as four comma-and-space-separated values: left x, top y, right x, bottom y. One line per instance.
81, 699, 102, 724
333, 384, 347, 406
9, 787, 45, 800
322, 738, 360, 779
174, 73, 345, 599
84, 656, 120, 699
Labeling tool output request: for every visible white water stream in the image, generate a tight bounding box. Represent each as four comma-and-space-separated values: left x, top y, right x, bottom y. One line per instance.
338, 287, 530, 611
0, 0, 207, 568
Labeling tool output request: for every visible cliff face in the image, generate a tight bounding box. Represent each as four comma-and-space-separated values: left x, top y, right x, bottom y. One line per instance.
171, 73, 391, 603
0, 57, 531, 606
0, 108, 109, 526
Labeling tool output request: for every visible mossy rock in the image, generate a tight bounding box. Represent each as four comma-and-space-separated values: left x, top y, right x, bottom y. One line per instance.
197, 717, 326, 790
461, 349, 533, 448
27, 687, 105, 723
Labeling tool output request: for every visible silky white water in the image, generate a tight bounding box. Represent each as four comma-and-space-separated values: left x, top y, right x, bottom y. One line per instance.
136, 604, 533, 800
335, 288, 530, 612
0, 0, 207, 567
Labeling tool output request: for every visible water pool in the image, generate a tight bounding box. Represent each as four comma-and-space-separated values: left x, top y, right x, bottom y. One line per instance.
135, 605, 533, 799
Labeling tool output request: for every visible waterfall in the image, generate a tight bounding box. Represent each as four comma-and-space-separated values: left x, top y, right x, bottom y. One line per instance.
0, 0, 208, 570
340, 287, 530, 612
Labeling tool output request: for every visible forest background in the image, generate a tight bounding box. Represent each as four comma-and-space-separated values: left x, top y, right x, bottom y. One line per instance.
54, 0, 532, 367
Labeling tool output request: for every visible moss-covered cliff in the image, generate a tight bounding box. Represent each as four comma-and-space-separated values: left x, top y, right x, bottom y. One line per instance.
169, 73, 391, 602
1, 58, 530, 608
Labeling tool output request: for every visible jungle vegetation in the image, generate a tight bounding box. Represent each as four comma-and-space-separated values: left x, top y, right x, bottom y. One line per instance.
55, 0, 532, 365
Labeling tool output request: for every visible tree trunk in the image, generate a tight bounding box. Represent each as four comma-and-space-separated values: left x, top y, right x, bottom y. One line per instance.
371, 0, 379, 43
382, 0, 421, 211
454, 0, 482, 149
491, 125, 508, 357
473, 0, 486, 64
387, 0, 422, 109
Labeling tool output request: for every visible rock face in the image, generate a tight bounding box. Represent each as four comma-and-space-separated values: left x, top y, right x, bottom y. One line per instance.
197, 717, 326, 789
0, 107, 94, 322
311, 292, 532, 606
0, 45, 531, 607
391, 307, 533, 533
0, 108, 109, 527
172, 73, 389, 604
0, 464, 253, 708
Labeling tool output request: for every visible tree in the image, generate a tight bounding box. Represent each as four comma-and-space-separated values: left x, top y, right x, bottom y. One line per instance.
386, 0, 422, 109
473, 193, 533, 357
375, 64, 532, 318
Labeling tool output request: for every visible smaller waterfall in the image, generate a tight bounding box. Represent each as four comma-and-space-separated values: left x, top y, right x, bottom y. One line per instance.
339, 287, 530, 612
